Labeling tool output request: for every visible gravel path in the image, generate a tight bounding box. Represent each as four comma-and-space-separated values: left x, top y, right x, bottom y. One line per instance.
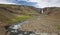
21, 15, 60, 33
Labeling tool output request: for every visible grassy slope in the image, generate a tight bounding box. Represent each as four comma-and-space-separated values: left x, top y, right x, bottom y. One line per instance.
0, 4, 40, 25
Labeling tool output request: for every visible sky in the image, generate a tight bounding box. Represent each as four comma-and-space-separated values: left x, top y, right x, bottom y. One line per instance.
0, 0, 60, 8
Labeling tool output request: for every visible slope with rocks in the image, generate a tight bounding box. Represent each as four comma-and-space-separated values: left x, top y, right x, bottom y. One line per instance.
21, 7, 60, 34
0, 4, 40, 35
0, 4, 60, 35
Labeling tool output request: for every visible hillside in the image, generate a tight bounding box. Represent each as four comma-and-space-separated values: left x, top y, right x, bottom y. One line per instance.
21, 7, 60, 34
0, 4, 60, 35
0, 4, 40, 26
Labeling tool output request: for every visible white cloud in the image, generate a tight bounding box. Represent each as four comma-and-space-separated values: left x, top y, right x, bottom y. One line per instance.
0, 0, 16, 4
24, 0, 60, 8
0, 0, 60, 8
0, 2, 16, 4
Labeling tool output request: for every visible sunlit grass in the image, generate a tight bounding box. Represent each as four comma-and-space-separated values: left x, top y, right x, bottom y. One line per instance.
8, 15, 34, 24
55, 25, 60, 30
0, 14, 35, 24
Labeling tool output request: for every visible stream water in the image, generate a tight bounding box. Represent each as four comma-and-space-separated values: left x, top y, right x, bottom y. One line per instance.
6, 21, 59, 35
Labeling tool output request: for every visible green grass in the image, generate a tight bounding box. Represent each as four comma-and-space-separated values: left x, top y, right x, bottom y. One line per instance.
0, 10, 38, 24
0, 13, 36, 25
56, 25, 60, 30
8, 15, 34, 24
0, 14, 35, 24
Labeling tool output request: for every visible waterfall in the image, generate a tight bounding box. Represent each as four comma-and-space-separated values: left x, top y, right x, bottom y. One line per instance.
41, 8, 44, 14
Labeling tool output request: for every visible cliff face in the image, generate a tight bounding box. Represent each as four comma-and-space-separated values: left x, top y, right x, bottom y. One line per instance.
42, 7, 60, 15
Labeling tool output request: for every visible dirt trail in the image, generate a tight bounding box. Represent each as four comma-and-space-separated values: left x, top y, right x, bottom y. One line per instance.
21, 15, 60, 33
0, 15, 60, 35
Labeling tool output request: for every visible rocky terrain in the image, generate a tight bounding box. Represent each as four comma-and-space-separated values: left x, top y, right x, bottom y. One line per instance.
0, 4, 60, 35
0, 4, 40, 35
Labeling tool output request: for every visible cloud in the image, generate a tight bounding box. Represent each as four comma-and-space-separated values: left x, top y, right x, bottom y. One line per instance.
21, 0, 60, 8
28, 0, 60, 8
0, 0, 16, 4
0, 0, 60, 8
0, 0, 37, 6
15, 1, 37, 6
